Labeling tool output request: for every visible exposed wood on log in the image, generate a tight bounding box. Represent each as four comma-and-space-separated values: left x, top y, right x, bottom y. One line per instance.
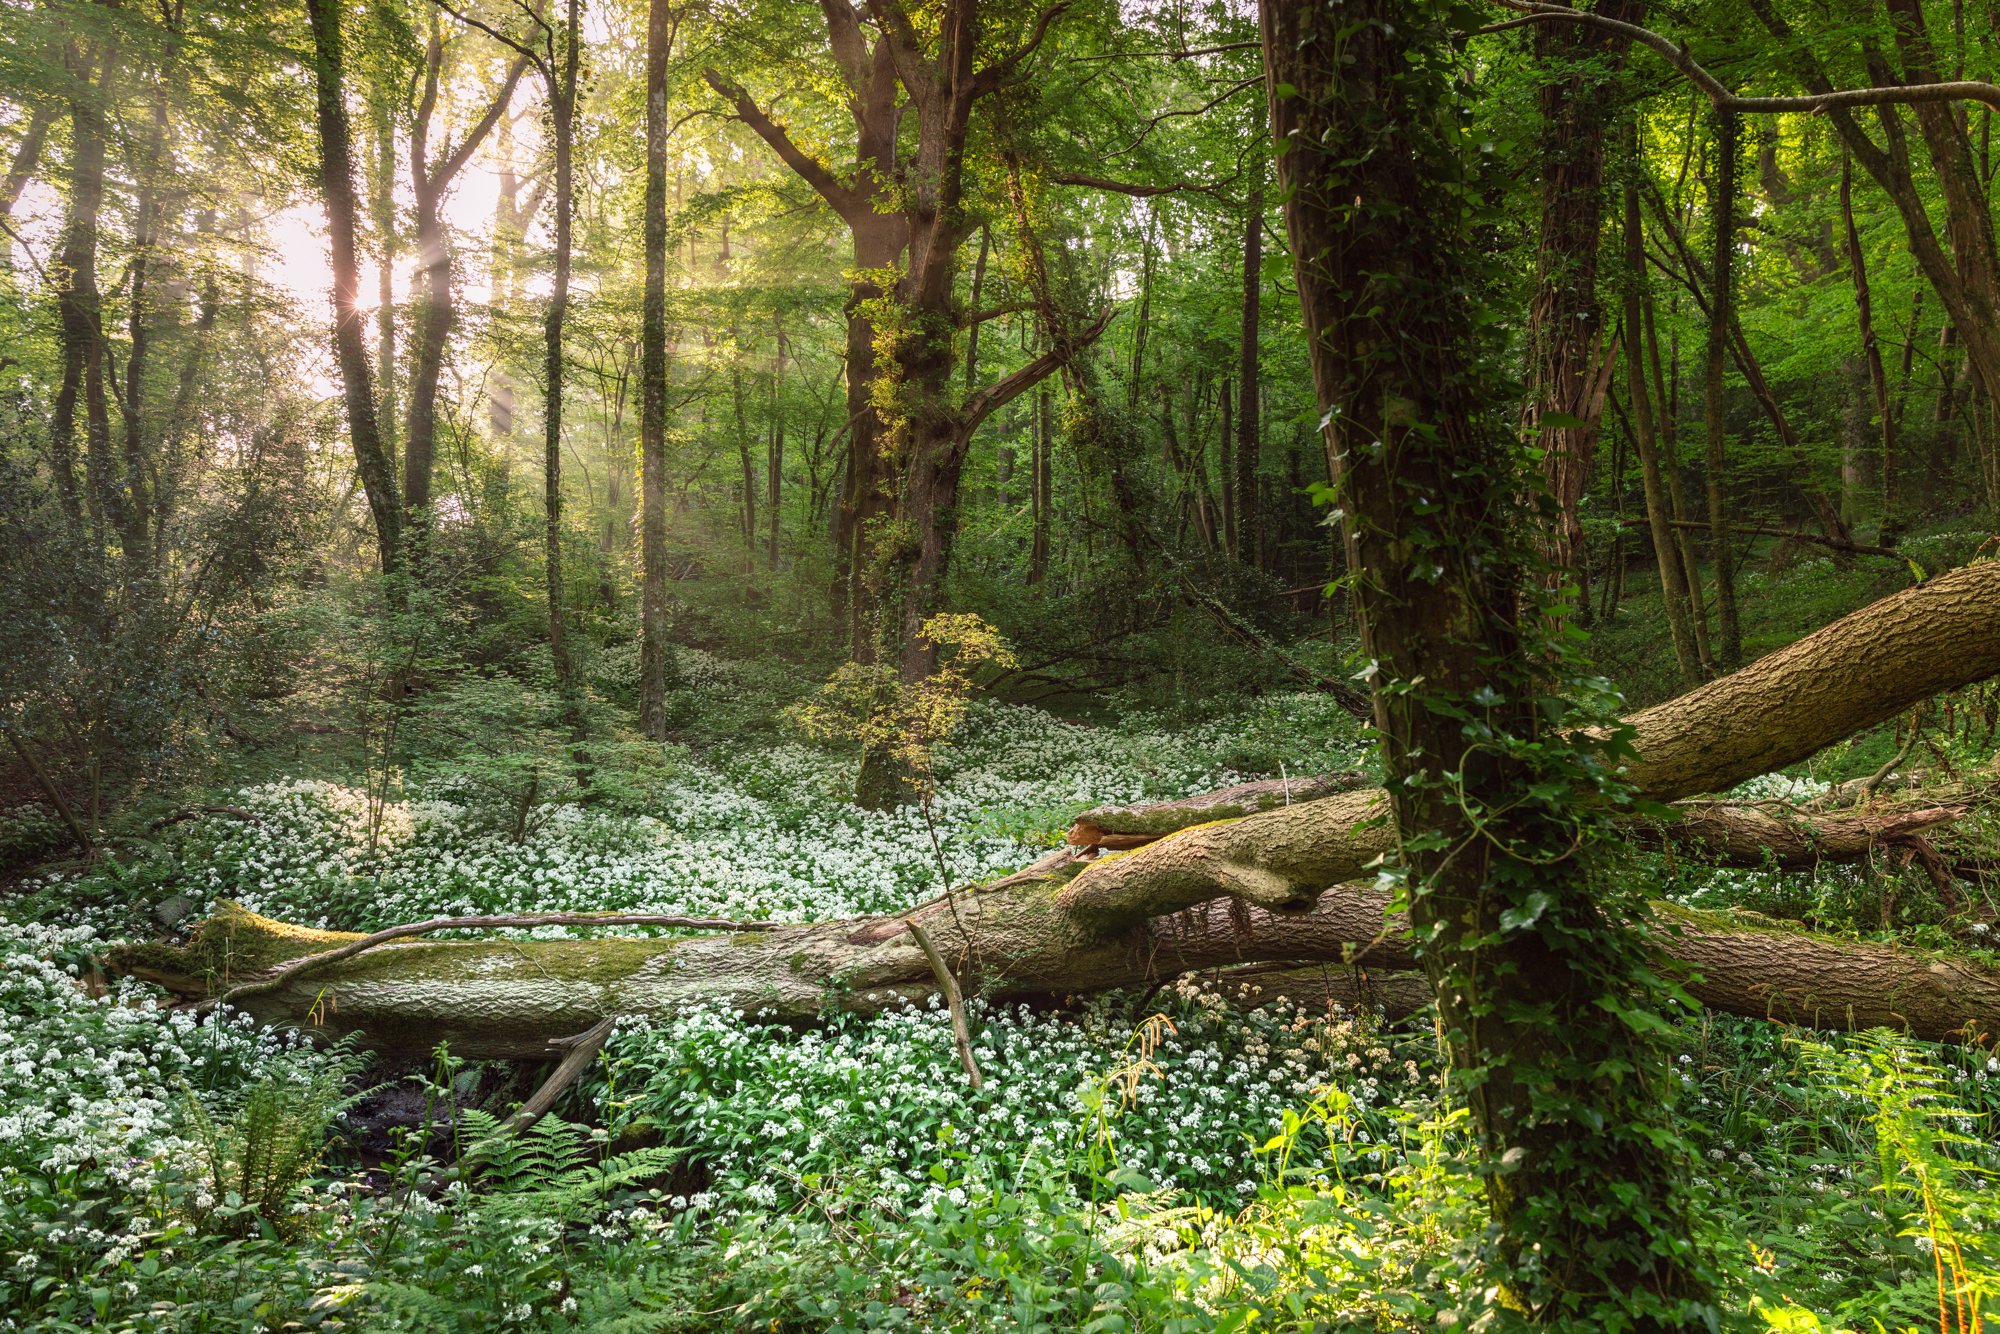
1067, 773, 1371, 849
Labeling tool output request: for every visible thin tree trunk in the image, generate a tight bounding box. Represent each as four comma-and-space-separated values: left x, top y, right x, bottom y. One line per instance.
1029, 386, 1050, 584
304, 0, 402, 573
1625, 130, 1700, 681
1840, 153, 1896, 527
1704, 108, 1741, 669
769, 320, 784, 569
370, 93, 399, 468
52, 45, 118, 543
1235, 171, 1262, 567
638, 0, 678, 741
1218, 375, 1235, 552
545, 0, 586, 774
0, 102, 51, 224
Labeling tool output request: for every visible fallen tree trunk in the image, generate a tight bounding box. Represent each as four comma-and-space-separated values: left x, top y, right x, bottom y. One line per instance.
116, 558, 2000, 1056
123, 877, 2000, 1056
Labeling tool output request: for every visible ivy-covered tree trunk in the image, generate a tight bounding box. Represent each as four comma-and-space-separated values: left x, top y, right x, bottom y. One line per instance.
1261, 0, 1715, 1321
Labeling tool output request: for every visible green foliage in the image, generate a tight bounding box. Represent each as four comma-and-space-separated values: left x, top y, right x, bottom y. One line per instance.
178, 1042, 371, 1238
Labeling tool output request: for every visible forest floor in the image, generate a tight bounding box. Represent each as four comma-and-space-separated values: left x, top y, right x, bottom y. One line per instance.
3, 594, 1999, 1330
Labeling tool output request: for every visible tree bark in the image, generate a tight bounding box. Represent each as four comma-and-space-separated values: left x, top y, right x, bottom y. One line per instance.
638, 0, 679, 741
543, 0, 586, 776
403, 15, 529, 557
52, 43, 117, 541
305, 0, 403, 574
1234, 171, 1261, 567
1267, 1, 1721, 1313
1840, 153, 1896, 527
1524, 0, 1639, 605
1623, 138, 1702, 684
1704, 107, 1742, 669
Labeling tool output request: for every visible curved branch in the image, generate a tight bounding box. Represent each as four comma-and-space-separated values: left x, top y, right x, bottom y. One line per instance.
1485, 1, 2000, 113
701, 69, 859, 219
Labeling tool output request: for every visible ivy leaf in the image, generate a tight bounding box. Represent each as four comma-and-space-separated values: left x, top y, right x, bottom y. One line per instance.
1498, 892, 1552, 932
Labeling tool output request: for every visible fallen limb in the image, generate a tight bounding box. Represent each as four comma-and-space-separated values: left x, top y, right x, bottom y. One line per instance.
121, 883, 2000, 1055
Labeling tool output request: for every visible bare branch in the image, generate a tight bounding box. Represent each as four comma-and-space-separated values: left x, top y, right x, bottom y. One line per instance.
1073, 40, 1260, 63
957, 300, 1033, 328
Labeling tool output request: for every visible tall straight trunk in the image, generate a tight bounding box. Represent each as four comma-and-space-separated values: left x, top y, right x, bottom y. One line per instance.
52, 46, 117, 540
637, 0, 677, 740
545, 0, 585, 770
403, 13, 448, 544
1234, 173, 1262, 566
734, 354, 755, 575
768, 321, 784, 568
1264, 0, 1714, 1319
1623, 142, 1701, 684
1703, 108, 1741, 669
1127, 218, 1154, 415
1029, 386, 1050, 584
305, 0, 402, 574
962, 224, 989, 395
1218, 375, 1235, 551
1840, 153, 1896, 526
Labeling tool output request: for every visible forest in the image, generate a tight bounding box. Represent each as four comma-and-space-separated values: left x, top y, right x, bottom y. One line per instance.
5, 0, 2000, 1327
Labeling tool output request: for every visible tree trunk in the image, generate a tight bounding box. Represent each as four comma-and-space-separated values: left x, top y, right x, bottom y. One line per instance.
1265, 0, 1714, 1315
544, 0, 586, 776
52, 44, 118, 543
132, 556, 2000, 1085
1525, 0, 1638, 605
1645, 287, 1718, 672
1217, 375, 1235, 552
0, 102, 51, 226
1624, 157, 1701, 684
1234, 174, 1261, 567
1704, 108, 1741, 669
305, 0, 402, 575
638, 0, 679, 742
1030, 386, 1050, 584
769, 320, 784, 569
403, 16, 527, 559
1841, 153, 1896, 528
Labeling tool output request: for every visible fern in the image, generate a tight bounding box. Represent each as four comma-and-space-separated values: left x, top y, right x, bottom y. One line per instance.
179, 1039, 371, 1237
460, 1112, 682, 1225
